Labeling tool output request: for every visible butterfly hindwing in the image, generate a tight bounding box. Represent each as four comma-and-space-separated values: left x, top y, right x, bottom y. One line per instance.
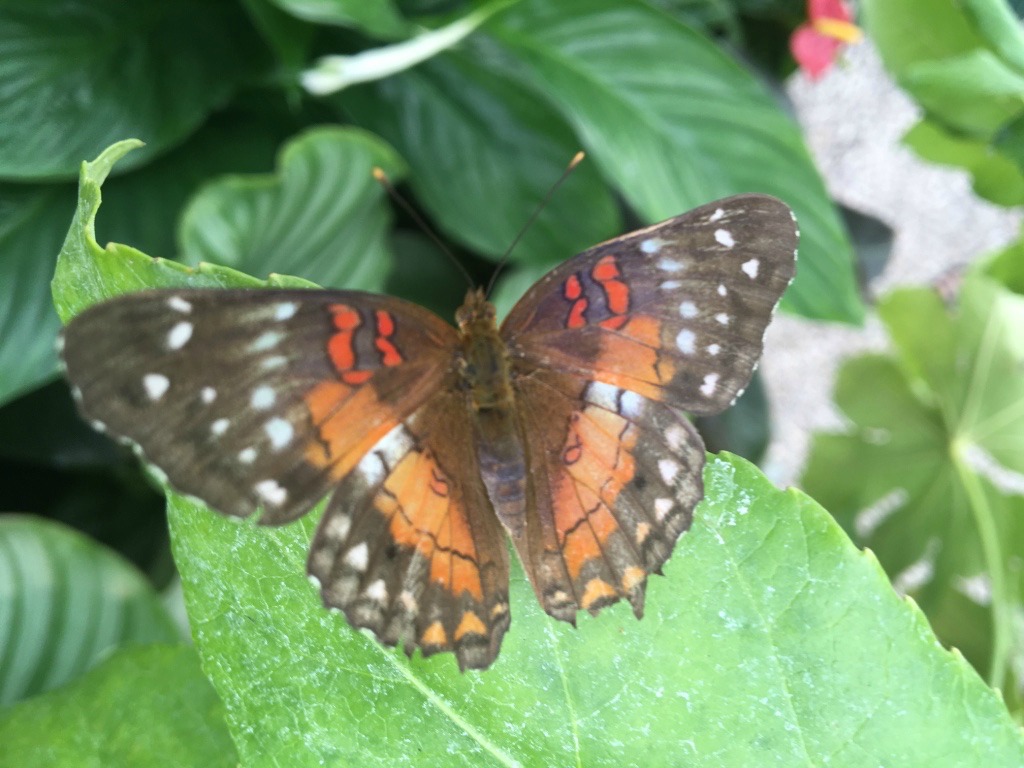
502, 194, 798, 414
60, 289, 457, 524
509, 367, 703, 621
307, 387, 511, 671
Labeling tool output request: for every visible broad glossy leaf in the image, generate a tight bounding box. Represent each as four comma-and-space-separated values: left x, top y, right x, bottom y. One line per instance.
0, 644, 235, 767
486, 0, 862, 323
803, 275, 1024, 702
0, 0, 267, 180
168, 455, 1024, 765
267, 0, 408, 38
177, 127, 405, 290
52, 141, 317, 326
340, 51, 622, 266
0, 516, 179, 706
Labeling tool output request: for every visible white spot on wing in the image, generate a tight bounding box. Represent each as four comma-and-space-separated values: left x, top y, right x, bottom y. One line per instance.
620, 390, 643, 418
678, 301, 698, 318
345, 542, 369, 572
717, 284, 727, 297
238, 447, 257, 464
585, 381, 620, 411
211, 418, 229, 436
201, 387, 217, 404
274, 302, 298, 320
714, 229, 735, 248
143, 373, 170, 400
167, 296, 192, 314
654, 498, 673, 521
715, 312, 730, 325
741, 258, 760, 278
700, 373, 719, 396
167, 321, 193, 350
261, 355, 288, 371
665, 424, 688, 452
324, 513, 351, 542
251, 385, 276, 410
255, 479, 287, 506
707, 343, 721, 356
658, 459, 680, 485
251, 331, 283, 352
657, 257, 684, 273
265, 417, 294, 449
660, 280, 682, 290
365, 579, 387, 602
675, 329, 695, 354
709, 208, 725, 223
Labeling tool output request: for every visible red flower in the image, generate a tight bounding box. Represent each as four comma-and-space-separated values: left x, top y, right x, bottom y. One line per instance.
790, 0, 863, 80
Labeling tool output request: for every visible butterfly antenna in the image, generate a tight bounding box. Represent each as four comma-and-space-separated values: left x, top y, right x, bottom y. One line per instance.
373, 167, 475, 289
485, 151, 586, 298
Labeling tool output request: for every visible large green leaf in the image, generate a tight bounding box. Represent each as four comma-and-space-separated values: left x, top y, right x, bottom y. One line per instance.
177, 127, 406, 290
863, 0, 1024, 206
0, 115, 283, 407
0, 0, 268, 181
267, 0, 408, 38
0, 516, 179, 706
167, 455, 1024, 765
340, 50, 622, 267
52, 141, 320, 325
486, 0, 862, 323
803, 274, 1024, 704
0, 644, 236, 767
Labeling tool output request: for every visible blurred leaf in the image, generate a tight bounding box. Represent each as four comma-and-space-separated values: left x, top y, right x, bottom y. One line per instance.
487, 0, 862, 323
385, 230, 468, 318
52, 141, 315, 326
177, 127, 405, 289
864, 0, 1024, 207
803, 274, 1024, 703
904, 119, 1024, 206
840, 203, 894, 289
0, 516, 179, 706
0, 0, 268, 181
0, 184, 73, 405
903, 49, 1024, 137
0, 114, 283, 407
240, 0, 315, 74
268, 0, 408, 38
0, 644, 235, 767
341, 50, 622, 267
694, 372, 770, 462
164, 455, 1024, 766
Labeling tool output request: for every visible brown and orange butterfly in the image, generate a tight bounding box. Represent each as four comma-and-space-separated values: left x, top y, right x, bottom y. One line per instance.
61, 194, 797, 670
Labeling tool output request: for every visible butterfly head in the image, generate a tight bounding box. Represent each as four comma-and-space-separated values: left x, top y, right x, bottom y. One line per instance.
455, 287, 497, 335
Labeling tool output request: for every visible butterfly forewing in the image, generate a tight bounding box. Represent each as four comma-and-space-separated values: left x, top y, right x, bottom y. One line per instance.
502, 194, 798, 414
61, 289, 456, 523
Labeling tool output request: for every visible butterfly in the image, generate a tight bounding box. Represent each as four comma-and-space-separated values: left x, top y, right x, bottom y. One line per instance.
61, 194, 797, 670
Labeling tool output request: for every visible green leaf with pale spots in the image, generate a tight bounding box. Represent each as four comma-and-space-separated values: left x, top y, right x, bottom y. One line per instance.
0, 515, 179, 707
164, 454, 1024, 766
49, 140, 1024, 767
0, 644, 236, 768
803, 272, 1024, 710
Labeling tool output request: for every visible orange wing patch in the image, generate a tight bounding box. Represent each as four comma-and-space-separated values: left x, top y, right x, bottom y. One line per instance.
553, 403, 640, 582
372, 448, 485, 602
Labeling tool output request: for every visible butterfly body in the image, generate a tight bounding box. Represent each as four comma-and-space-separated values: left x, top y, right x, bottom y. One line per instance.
62, 194, 798, 670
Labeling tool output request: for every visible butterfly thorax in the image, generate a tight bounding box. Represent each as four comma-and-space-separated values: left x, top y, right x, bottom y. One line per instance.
455, 288, 528, 539
455, 288, 514, 411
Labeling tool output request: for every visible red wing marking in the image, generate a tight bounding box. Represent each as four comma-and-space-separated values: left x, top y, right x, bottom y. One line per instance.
374, 310, 403, 366
591, 254, 629, 316
563, 274, 588, 329
327, 304, 405, 382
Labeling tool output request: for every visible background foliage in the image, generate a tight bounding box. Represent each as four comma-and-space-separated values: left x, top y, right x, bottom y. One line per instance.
1, 0, 1023, 765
